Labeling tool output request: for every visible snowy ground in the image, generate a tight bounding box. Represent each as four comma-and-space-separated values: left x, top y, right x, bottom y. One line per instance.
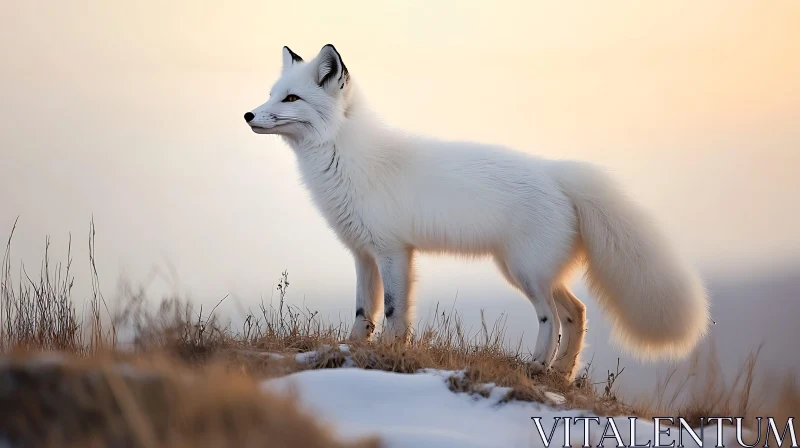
264, 361, 751, 448
0, 351, 756, 448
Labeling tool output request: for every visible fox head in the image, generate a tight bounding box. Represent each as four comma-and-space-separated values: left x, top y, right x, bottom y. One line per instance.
244, 44, 352, 145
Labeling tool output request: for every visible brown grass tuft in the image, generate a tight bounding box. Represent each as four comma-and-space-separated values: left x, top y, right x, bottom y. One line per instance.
0, 352, 379, 448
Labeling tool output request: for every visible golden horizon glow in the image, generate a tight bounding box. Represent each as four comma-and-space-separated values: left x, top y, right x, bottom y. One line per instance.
1, 0, 798, 297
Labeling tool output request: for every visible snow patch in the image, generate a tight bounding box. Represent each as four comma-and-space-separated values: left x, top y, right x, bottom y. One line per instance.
294, 344, 356, 367
266, 368, 568, 447
263, 368, 750, 448
544, 391, 566, 405
294, 351, 319, 364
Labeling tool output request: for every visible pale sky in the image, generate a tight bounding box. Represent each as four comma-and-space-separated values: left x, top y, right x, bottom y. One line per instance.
1, 1, 799, 394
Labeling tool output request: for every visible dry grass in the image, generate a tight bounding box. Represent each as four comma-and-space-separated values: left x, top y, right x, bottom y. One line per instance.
634, 341, 762, 426
626, 337, 800, 433
1, 219, 81, 352
2, 219, 798, 444
774, 375, 800, 426
0, 352, 379, 448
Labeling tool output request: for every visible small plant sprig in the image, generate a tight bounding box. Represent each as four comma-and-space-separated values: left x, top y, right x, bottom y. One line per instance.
603, 358, 625, 400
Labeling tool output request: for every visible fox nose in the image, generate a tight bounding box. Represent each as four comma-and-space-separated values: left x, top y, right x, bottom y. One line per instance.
244, 112, 255, 123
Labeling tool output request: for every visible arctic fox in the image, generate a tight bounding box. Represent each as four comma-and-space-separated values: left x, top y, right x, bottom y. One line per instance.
244, 45, 709, 378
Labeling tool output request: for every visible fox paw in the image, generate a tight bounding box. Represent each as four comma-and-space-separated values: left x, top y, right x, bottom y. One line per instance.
348, 317, 375, 342
380, 320, 411, 345
552, 367, 576, 381
528, 360, 549, 376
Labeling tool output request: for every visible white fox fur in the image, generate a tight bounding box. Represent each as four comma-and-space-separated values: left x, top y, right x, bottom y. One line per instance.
246, 45, 710, 378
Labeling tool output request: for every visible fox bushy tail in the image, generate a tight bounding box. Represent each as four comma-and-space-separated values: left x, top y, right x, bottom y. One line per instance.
552, 161, 709, 360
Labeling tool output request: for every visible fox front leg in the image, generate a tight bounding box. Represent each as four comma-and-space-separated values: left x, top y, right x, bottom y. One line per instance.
348, 251, 382, 341
375, 250, 415, 343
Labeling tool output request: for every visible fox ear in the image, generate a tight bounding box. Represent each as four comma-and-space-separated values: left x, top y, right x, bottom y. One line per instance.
282, 46, 303, 71
315, 44, 349, 89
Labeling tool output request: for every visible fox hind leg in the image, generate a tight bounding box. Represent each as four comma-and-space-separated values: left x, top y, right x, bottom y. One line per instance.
497, 257, 561, 374
498, 224, 577, 374
551, 286, 587, 379
522, 278, 561, 374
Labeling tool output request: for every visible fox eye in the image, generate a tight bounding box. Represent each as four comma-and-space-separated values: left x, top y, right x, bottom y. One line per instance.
282, 94, 300, 103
